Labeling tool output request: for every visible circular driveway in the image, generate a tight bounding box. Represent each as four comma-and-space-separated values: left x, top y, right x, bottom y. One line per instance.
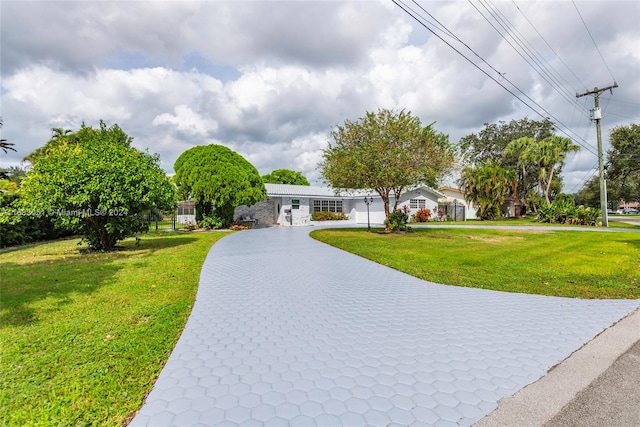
131, 225, 639, 426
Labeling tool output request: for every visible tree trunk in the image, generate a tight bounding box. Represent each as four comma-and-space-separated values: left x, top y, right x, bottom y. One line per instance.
377, 188, 391, 231
544, 168, 555, 205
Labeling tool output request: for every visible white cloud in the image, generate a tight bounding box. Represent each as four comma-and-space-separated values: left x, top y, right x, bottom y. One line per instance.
1, 1, 638, 193
153, 105, 218, 137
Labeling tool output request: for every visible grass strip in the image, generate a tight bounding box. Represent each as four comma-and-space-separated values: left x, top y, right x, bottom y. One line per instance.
0, 230, 229, 426
311, 228, 640, 299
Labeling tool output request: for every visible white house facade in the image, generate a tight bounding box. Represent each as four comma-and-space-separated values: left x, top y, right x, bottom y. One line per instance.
437, 186, 478, 220
235, 184, 447, 227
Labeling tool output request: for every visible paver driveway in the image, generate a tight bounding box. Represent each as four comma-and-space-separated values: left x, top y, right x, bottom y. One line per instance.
130, 226, 639, 427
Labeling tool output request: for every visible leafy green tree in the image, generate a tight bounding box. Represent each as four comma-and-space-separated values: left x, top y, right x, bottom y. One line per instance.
320, 109, 454, 226
20, 121, 175, 250
459, 117, 555, 213
459, 161, 517, 220
607, 123, 640, 204
174, 145, 266, 226
459, 117, 556, 165
262, 169, 310, 186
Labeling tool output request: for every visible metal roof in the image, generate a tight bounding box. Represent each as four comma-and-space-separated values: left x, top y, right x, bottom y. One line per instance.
265, 184, 444, 200
264, 184, 343, 197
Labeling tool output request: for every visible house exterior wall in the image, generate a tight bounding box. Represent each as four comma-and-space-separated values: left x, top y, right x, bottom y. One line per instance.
397, 188, 440, 220
352, 196, 388, 224
240, 185, 449, 227
279, 197, 311, 226
439, 187, 478, 220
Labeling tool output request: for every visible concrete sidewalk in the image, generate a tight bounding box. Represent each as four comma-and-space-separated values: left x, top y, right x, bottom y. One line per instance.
130, 226, 639, 426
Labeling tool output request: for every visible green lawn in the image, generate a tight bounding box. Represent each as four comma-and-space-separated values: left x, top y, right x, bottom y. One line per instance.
311, 227, 640, 299
437, 217, 640, 229
0, 230, 230, 426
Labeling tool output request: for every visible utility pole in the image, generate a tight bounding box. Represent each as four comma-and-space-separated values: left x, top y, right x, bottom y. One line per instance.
576, 82, 618, 227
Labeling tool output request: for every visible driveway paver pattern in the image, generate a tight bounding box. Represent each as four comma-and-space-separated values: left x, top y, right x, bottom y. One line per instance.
130, 226, 639, 427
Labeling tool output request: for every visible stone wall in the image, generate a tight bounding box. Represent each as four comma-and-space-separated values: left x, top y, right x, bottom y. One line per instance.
234, 198, 276, 228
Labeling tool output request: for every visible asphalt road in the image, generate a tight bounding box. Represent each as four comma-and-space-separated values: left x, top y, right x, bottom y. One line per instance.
546, 339, 640, 427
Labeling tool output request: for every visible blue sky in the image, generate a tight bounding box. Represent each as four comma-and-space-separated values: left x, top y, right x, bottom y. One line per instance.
1, 0, 639, 191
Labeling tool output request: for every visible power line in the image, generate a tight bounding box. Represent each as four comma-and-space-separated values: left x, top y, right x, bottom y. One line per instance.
392, 0, 598, 157
600, 97, 640, 107
512, 0, 588, 91
490, 0, 587, 106
605, 112, 640, 121
409, 1, 506, 78
572, 0, 617, 82
568, 165, 598, 194
470, 0, 590, 120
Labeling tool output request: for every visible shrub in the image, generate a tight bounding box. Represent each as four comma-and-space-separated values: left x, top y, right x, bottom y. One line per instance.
0, 193, 75, 248
536, 194, 600, 226
311, 211, 348, 221
229, 224, 249, 231
385, 206, 411, 231
415, 208, 432, 222
198, 214, 224, 230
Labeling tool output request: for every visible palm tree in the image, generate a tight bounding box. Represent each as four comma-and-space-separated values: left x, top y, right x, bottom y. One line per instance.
504, 136, 536, 216
504, 135, 579, 205
23, 127, 75, 165
536, 136, 579, 204
0, 118, 15, 155
0, 118, 16, 180
459, 161, 517, 220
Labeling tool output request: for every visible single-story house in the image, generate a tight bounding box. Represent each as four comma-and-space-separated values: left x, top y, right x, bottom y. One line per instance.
235, 184, 447, 227
618, 201, 639, 211
437, 186, 478, 220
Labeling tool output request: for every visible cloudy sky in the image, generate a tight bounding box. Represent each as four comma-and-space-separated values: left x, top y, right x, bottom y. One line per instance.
1, 0, 639, 191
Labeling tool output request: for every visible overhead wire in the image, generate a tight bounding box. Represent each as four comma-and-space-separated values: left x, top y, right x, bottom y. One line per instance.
572, 0, 617, 82
392, 0, 598, 157
511, 0, 589, 91
471, 0, 590, 120
568, 165, 598, 194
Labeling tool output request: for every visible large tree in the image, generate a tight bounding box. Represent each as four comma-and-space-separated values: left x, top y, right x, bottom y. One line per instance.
174, 144, 266, 226
262, 169, 310, 186
574, 174, 623, 210
505, 135, 579, 205
459, 161, 517, 220
459, 117, 556, 213
607, 123, 640, 204
20, 121, 175, 250
320, 109, 454, 225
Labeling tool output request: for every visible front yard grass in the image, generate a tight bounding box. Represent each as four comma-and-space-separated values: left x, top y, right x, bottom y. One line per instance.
0, 230, 229, 426
311, 228, 640, 299
440, 217, 639, 229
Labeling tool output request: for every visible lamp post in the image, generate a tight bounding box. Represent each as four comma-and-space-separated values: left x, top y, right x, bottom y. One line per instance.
364, 196, 373, 231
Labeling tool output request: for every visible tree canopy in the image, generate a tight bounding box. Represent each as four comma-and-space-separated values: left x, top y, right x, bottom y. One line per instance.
458, 117, 579, 213
504, 135, 579, 205
320, 109, 454, 225
607, 123, 640, 204
174, 144, 266, 226
20, 121, 175, 250
458, 117, 556, 165
262, 169, 310, 186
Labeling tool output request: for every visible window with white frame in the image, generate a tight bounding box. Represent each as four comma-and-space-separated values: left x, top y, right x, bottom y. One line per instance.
313, 199, 343, 213
409, 199, 426, 209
